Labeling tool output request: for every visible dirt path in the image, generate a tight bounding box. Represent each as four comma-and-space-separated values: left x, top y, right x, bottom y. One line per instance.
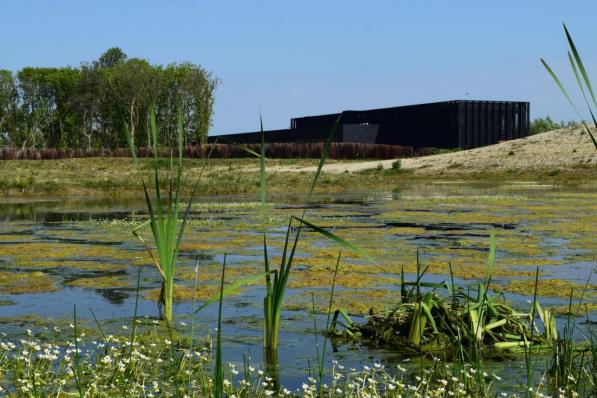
269, 128, 597, 174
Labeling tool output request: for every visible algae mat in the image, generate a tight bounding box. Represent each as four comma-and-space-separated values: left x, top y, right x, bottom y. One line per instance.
0, 181, 595, 330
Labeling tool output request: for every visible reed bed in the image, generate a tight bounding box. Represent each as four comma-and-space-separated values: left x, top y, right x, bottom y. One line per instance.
0, 142, 413, 161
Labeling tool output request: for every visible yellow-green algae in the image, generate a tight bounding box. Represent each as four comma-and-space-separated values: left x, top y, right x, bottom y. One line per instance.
64, 276, 130, 289
286, 289, 398, 315
494, 279, 597, 300
0, 183, 595, 312
144, 283, 223, 302
0, 271, 59, 294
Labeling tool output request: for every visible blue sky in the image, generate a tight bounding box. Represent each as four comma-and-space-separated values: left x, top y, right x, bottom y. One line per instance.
1, 1, 596, 134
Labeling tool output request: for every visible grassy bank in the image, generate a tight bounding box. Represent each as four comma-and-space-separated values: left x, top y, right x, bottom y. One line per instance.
0, 157, 595, 198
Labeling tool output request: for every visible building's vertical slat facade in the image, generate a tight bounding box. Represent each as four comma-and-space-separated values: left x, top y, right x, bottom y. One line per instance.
210, 100, 530, 149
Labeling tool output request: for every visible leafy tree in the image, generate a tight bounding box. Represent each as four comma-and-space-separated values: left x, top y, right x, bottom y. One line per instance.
0, 70, 18, 144
16, 67, 56, 148
72, 65, 105, 149
160, 63, 219, 145
46, 67, 81, 147
2, 48, 218, 149
95, 47, 127, 69
108, 58, 158, 147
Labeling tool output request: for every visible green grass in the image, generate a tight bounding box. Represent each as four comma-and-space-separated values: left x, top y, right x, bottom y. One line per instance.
0, 154, 595, 198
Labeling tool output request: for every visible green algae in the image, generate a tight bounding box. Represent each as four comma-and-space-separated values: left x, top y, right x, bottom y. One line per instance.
144, 283, 222, 302
0, 182, 595, 316
64, 275, 131, 289
494, 279, 597, 300
0, 271, 59, 294
286, 289, 397, 315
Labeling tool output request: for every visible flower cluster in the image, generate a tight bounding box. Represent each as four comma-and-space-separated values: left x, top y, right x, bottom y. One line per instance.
0, 330, 586, 397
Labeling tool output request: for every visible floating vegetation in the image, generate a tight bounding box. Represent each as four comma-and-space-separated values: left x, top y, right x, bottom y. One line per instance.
64, 276, 131, 289
495, 278, 597, 301
0, 271, 58, 294
144, 283, 220, 302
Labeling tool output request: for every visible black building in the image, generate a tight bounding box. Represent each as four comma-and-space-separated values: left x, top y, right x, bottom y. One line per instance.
209, 100, 530, 149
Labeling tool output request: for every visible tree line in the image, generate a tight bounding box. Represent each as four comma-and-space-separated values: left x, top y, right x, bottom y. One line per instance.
0, 48, 219, 149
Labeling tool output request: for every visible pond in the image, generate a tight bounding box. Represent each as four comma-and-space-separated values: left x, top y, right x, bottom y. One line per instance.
0, 180, 595, 388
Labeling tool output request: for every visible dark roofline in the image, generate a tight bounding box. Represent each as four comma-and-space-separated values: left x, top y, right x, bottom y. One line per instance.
291, 99, 529, 120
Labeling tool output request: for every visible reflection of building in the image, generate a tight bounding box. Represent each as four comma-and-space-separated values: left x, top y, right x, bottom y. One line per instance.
209, 100, 530, 149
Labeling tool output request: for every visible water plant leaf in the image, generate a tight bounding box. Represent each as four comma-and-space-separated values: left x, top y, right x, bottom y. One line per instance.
214, 254, 226, 398
541, 24, 597, 150
564, 23, 597, 109
486, 230, 496, 280
259, 113, 266, 208
123, 122, 138, 166
306, 114, 341, 204
483, 319, 507, 332
540, 58, 581, 116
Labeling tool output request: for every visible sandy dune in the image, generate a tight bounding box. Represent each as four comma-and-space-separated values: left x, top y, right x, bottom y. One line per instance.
270, 128, 597, 175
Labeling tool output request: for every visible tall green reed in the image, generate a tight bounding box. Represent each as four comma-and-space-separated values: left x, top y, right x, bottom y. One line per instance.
261, 114, 369, 353
261, 115, 338, 352
214, 254, 227, 398
125, 105, 213, 321
541, 23, 597, 150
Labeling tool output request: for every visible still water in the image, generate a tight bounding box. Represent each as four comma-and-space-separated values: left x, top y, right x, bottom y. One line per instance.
0, 181, 595, 387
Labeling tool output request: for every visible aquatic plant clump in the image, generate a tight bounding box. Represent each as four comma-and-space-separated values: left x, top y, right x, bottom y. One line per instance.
331, 287, 561, 356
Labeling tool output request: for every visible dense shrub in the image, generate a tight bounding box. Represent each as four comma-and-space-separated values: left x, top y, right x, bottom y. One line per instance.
530, 117, 579, 135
